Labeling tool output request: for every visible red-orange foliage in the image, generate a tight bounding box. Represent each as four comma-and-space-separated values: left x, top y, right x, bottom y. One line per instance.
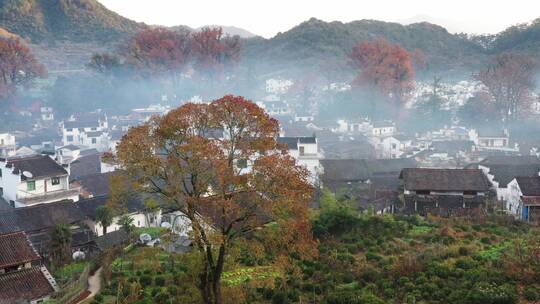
125, 27, 191, 76
191, 27, 241, 79
0, 38, 46, 103
116, 95, 314, 304
349, 38, 415, 105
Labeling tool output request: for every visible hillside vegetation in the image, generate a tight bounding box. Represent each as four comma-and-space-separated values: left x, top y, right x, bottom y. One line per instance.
243, 18, 485, 76
87, 209, 540, 304
0, 0, 145, 43
3, 1, 540, 77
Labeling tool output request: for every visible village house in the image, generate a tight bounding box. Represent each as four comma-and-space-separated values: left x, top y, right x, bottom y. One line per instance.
469, 128, 515, 151
277, 136, 320, 183
0, 155, 80, 207
77, 195, 157, 237
476, 156, 540, 206
506, 176, 540, 223
257, 100, 292, 117
294, 111, 315, 123
334, 118, 372, 134
429, 126, 470, 141
0, 231, 58, 304
0, 201, 94, 259
371, 121, 396, 137
40, 107, 54, 122
0, 133, 16, 158
71, 171, 115, 198
320, 158, 417, 213
317, 130, 375, 159
400, 168, 490, 216
374, 135, 413, 159
414, 140, 476, 168
55, 145, 105, 182
131, 104, 171, 121
61, 112, 110, 152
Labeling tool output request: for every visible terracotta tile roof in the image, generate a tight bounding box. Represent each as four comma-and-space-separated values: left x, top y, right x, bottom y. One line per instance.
0, 267, 55, 303
0, 231, 40, 269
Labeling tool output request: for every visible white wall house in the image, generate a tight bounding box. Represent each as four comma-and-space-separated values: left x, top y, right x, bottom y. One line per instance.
478, 157, 540, 206
79, 195, 160, 237
62, 115, 110, 152
294, 113, 315, 123
0, 155, 79, 207
40, 107, 54, 121
256, 100, 292, 117
56, 145, 85, 165
277, 136, 320, 184
0, 133, 16, 157
87, 212, 152, 237
507, 178, 525, 217
479, 164, 511, 203
374, 136, 412, 159
371, 121, 396, 137
469, 128, 513, 151
334, 119, 372, 134
131, 104, 171, 122
507, 176, 540, 221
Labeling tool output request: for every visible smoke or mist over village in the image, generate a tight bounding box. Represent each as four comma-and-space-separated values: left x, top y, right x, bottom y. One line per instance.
1, 1, 540, 304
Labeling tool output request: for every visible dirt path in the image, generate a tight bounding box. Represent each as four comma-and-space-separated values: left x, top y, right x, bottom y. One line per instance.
87, 267, 102, 297
73, 267, 102, 304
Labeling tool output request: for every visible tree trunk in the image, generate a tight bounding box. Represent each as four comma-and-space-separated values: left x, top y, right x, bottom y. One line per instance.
212, 279, 222, 304
198, 245, 226, 304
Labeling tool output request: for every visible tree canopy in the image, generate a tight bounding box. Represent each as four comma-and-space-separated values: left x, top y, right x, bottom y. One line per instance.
116, 95, 315, 304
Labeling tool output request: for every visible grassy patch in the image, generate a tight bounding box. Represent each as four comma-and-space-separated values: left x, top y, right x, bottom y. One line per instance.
53, 261, 89, 283
222, 266, 281, 287
477, 241, 511, 261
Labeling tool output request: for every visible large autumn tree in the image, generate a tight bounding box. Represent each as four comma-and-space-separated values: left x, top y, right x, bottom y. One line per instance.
475, 53, 537, 122
0, 37, 46, 105
349, 38, 415, 107
116, 95, 315, 304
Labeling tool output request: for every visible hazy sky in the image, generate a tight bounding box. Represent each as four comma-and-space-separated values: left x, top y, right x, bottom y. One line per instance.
98, 0, 540, 38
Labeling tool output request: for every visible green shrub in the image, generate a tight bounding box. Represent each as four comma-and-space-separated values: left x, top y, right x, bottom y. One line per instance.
139, 275, 152, 286
458, 246, 470, 256
326, 290, 385, 304
271, 291, 287, 304
154, 291, 170, 304
524, 287, 540, 301
154, 275, 166, 286
466, 282, 517, 304
168, 285, 178, 295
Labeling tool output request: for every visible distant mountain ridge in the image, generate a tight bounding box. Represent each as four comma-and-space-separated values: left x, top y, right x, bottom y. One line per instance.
2, 0, 540, 76
0, 0, 145, 42
243, 18, 484, 76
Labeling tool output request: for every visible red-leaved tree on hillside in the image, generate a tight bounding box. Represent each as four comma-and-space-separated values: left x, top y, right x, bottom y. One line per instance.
349, 38, 415, 107
0, 38, 46, 106
125, 27, 191, 79
191, 27, 241, 80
